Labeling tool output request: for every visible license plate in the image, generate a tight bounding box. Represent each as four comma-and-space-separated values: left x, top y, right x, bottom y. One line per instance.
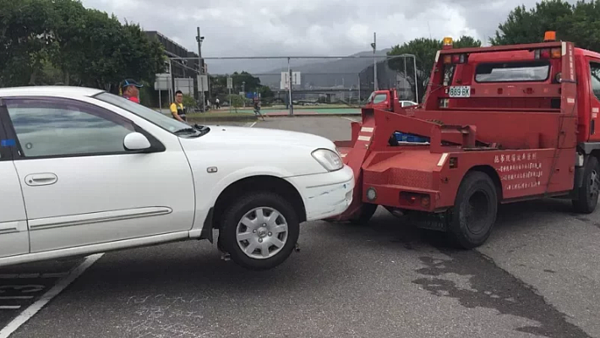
448, 86, 471, 98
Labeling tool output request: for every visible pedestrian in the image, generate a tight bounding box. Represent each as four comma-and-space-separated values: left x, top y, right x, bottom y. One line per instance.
216, 97, 220, 110
120, 79, 143, 103
170, 90, 187, 122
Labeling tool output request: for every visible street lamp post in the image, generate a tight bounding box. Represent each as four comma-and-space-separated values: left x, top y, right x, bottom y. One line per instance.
242, 81, 245, 108
371, 32, 378, 91
196, 27, 205, 112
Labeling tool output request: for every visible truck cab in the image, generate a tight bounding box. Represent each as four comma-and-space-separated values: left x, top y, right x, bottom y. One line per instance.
332, 32, 600, 249
364, 89, 418, 110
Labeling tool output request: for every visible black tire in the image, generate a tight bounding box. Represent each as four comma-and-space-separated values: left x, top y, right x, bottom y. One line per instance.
572, 156, 600, 214
447, 171, 498, 249
218, 192, 300, 271
349, 203, 378, 225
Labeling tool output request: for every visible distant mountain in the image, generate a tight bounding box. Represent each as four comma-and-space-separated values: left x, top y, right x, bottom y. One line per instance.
258, 48, 392, 89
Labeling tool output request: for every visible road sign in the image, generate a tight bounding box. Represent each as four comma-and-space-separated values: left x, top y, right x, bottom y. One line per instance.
154, 73, 171, 91
280, 72, 301, 89
227, 77, 233, 89
175, 78, 194, 95
197, 75, 209, 92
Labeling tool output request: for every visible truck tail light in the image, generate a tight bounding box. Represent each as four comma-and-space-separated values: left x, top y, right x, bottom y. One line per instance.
443, 54, 467, 64
534, 48, 561, 59
400, 192, 431, 208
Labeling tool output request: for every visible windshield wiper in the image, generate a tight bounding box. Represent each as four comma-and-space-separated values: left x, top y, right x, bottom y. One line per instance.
174, 128, 198, 135
193, 124, 210, 135
174, 124, 210, 137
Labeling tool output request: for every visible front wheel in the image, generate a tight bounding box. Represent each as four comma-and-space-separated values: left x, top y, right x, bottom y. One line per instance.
448, 171, 498, 249
218, 192, 300, 270
572, 156, 600, 214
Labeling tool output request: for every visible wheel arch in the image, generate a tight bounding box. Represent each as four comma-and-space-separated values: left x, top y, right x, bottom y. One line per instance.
211, 175, 307, 232
464, 165, 503, 202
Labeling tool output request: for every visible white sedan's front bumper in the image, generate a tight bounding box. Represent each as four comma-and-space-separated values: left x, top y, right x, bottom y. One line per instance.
286, 165, 354, 221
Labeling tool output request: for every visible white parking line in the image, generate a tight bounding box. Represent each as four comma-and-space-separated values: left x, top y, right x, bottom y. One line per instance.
249, 121, 257, 128
0, 297, 33, 300
0, 272, 68, 279
342, 117, 358, 122
0, 306, 20, 310
0, 253, 104, 338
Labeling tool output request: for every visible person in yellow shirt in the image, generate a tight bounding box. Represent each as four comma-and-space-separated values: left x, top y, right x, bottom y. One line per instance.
170, 90, 187, 122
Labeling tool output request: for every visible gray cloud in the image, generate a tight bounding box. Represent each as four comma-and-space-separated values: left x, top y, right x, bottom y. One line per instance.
80, 0, 574, 73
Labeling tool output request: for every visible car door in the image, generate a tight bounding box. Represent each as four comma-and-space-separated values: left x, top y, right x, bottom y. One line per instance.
2, 96, 195, 253
0, 102, 28, 258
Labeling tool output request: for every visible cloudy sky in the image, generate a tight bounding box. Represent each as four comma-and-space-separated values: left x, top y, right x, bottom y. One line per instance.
81, 0, 572, 73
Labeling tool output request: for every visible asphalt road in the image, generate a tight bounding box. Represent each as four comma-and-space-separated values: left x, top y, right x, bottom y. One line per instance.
1, 116, 599, 338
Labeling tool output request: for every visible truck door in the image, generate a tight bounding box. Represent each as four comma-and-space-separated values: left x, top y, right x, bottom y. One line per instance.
0, 102, 29, 259
586, 60, 600, 141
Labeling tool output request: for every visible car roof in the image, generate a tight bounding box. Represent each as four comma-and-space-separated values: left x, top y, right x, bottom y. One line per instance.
0, 86, 105, 98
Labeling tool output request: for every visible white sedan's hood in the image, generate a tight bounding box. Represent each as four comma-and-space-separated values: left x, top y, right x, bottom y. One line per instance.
199, 125, 336, 150
178, 125, 339, 177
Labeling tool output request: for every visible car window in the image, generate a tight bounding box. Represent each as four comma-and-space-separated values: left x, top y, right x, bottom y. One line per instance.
372, 94, 387, 104
94, 92, 190, 134
5, 98, 135, 158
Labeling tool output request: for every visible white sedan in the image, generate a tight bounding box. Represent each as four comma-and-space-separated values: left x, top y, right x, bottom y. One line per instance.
0, 86, 354, 270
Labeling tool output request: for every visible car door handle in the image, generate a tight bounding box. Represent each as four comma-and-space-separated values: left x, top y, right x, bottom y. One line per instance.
25, 173, 58, 186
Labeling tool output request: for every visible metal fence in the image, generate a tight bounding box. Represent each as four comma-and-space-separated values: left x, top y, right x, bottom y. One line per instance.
157, 55, 416, 113
148, 55, 418, 115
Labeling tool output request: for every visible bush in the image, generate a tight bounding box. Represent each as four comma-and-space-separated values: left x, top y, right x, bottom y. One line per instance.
228, 94, 245, 112
182, 94, 197, 109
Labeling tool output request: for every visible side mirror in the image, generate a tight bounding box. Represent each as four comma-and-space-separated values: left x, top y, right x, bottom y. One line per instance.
123, 132, 151, 151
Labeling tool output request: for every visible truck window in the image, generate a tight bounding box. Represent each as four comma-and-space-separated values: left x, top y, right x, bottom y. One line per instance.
372, 94, 387, 104
589, 62, 600, 100
475, 60, 551, 83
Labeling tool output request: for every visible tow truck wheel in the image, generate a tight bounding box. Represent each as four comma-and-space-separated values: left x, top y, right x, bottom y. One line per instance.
349, 203, 378, 225
572, 156, 600, 214
218, 192, 300, 271
448, 171, 498, 249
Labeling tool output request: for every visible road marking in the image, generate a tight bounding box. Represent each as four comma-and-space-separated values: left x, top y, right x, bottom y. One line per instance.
40, 272, 69, 279
342, 117, 358, 122
0, 306, 21, 310
0, 272, 68, 279
0, 296, 33, 300
0, 253, 104, 338
249, 121, 257, 128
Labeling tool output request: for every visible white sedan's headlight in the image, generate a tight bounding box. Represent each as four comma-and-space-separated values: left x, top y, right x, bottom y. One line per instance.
312, 148, 343, 171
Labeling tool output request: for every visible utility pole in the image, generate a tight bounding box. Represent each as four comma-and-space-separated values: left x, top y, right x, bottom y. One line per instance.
371, 32, 378, 91
288, 57, 293, 115
242, 81, 245, 108
196, 27, 205, 112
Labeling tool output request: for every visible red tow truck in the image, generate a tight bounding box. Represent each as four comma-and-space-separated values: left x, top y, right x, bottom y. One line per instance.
331, 32, 600, 248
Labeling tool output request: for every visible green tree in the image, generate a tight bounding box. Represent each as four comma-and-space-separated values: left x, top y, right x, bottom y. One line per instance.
490, 0, 574, 46
0, 0, 58, 86
387, 36, 481, 101
232, 71, 261, 93
0, 0, 165, 90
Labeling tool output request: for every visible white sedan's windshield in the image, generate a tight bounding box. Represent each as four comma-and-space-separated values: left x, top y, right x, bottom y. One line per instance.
94, 92, 190, 133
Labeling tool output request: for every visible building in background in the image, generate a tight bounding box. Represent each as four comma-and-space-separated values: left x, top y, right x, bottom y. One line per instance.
144, 31, 204, 107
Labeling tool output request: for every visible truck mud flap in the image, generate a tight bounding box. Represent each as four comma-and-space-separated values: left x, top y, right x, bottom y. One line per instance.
406, 210, 449, 232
